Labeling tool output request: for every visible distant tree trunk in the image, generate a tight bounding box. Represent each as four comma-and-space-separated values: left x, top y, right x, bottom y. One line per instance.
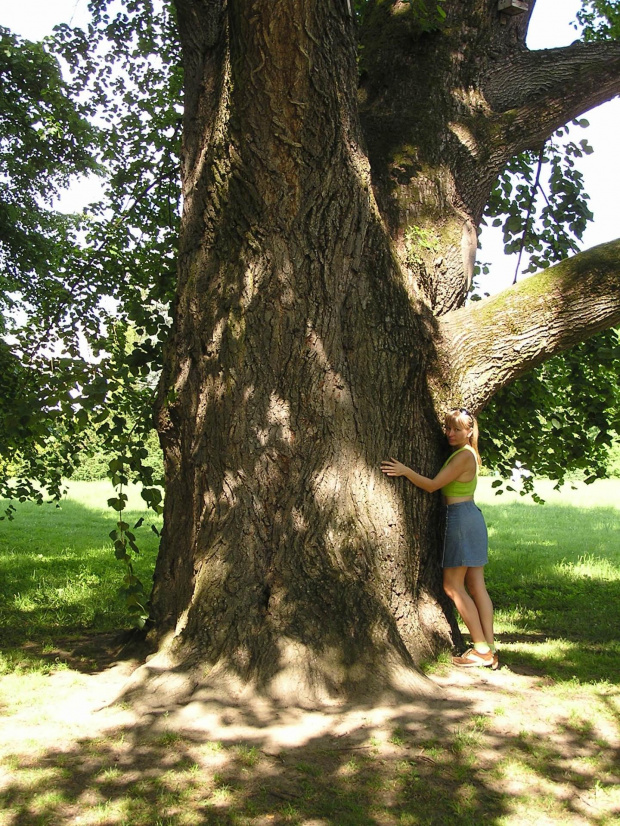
145, 0, 620, 704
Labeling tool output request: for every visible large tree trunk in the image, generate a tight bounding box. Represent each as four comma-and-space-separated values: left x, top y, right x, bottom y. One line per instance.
142, 0, 620, 705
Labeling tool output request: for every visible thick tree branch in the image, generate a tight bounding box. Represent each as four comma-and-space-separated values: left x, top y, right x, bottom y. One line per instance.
483, 41, 620, 152
355, 2, 620, 312
435, 239, 620, 412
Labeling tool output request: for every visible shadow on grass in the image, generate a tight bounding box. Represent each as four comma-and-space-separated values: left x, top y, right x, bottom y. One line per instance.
0, 495, 160, 654
483, 499, 620, 685
1, 684, 617, 826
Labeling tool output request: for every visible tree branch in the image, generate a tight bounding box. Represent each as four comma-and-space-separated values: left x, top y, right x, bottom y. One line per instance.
435, 239, 620, 412
483, 41, 620, 152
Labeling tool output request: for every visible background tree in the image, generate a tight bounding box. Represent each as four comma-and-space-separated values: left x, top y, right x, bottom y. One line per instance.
0, 13, 177, 519
0, 26, 100, 508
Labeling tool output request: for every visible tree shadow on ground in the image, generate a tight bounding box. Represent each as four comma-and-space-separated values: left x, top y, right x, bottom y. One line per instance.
1, 658, 619, 826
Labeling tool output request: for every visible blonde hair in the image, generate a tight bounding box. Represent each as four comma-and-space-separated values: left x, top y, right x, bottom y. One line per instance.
444, 408, 481, 466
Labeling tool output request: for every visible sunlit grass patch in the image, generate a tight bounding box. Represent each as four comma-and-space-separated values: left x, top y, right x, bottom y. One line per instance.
0, 484, 161, 654
200, 739, 224, 754
499, 637, 620, 685
553, 552, 619, 580
0, 670, 68, 720
78, 796, 133, 825
450, 725, 481, 757
473, 477, 620, 686
563, 708, 595, 737
153, 730, 185, 748
2, 765, 67, 790
0, 649, 67, 677
233, 744, 261, 768
419, 648, 452, 675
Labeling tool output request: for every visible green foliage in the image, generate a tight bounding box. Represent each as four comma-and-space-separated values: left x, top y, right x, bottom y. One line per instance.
0, 6, 178, 620
481, 121, 594, 283
0, 27, 102, 512
0, 2, 178, 504
404, 224, 440, 267
606, 439, 620, 477
480, 329, 620, 495
575, 0, 620, 40
70, 429, 163, 481
0, 26, 99, 300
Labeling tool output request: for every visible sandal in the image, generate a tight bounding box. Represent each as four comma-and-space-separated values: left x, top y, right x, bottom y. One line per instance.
452, 648, 494, 668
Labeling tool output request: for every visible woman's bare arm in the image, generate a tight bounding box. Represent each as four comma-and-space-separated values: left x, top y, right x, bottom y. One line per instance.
380, 451, 475, 493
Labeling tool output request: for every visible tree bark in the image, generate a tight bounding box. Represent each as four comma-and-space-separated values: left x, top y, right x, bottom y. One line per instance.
147, 0, 456, 706
435, 240, 620, 412
358, 0, 620, 314
143, 0, 620, 705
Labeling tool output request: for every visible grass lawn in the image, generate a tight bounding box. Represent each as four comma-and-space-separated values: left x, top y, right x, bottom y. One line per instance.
478, 477, 620, 685
0, 481, 161, 658
0, 478, 618, 826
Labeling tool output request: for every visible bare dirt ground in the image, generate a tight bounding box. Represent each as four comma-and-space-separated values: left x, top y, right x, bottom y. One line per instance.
1, 635, 619, 825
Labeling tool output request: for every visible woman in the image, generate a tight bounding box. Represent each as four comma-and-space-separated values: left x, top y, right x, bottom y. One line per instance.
381, 408, 498, 669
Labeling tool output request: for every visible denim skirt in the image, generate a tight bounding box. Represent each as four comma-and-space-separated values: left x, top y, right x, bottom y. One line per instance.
442, 501, 488, 568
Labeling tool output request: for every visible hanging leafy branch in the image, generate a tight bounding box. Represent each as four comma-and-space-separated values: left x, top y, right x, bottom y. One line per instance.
476, 124, 618, 490
0, 4, 179, 615
576, 0, 620, 41
483, 120, 594, 281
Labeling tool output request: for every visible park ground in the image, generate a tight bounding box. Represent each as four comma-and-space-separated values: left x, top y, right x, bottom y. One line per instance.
0, 479, 618, 825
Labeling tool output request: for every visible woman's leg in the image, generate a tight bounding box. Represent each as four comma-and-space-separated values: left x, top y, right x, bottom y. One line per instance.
464, 566, 494, 648
442, 566, 487, 643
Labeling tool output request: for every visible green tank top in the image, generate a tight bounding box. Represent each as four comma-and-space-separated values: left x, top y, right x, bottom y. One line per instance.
440, 445, 478, 497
